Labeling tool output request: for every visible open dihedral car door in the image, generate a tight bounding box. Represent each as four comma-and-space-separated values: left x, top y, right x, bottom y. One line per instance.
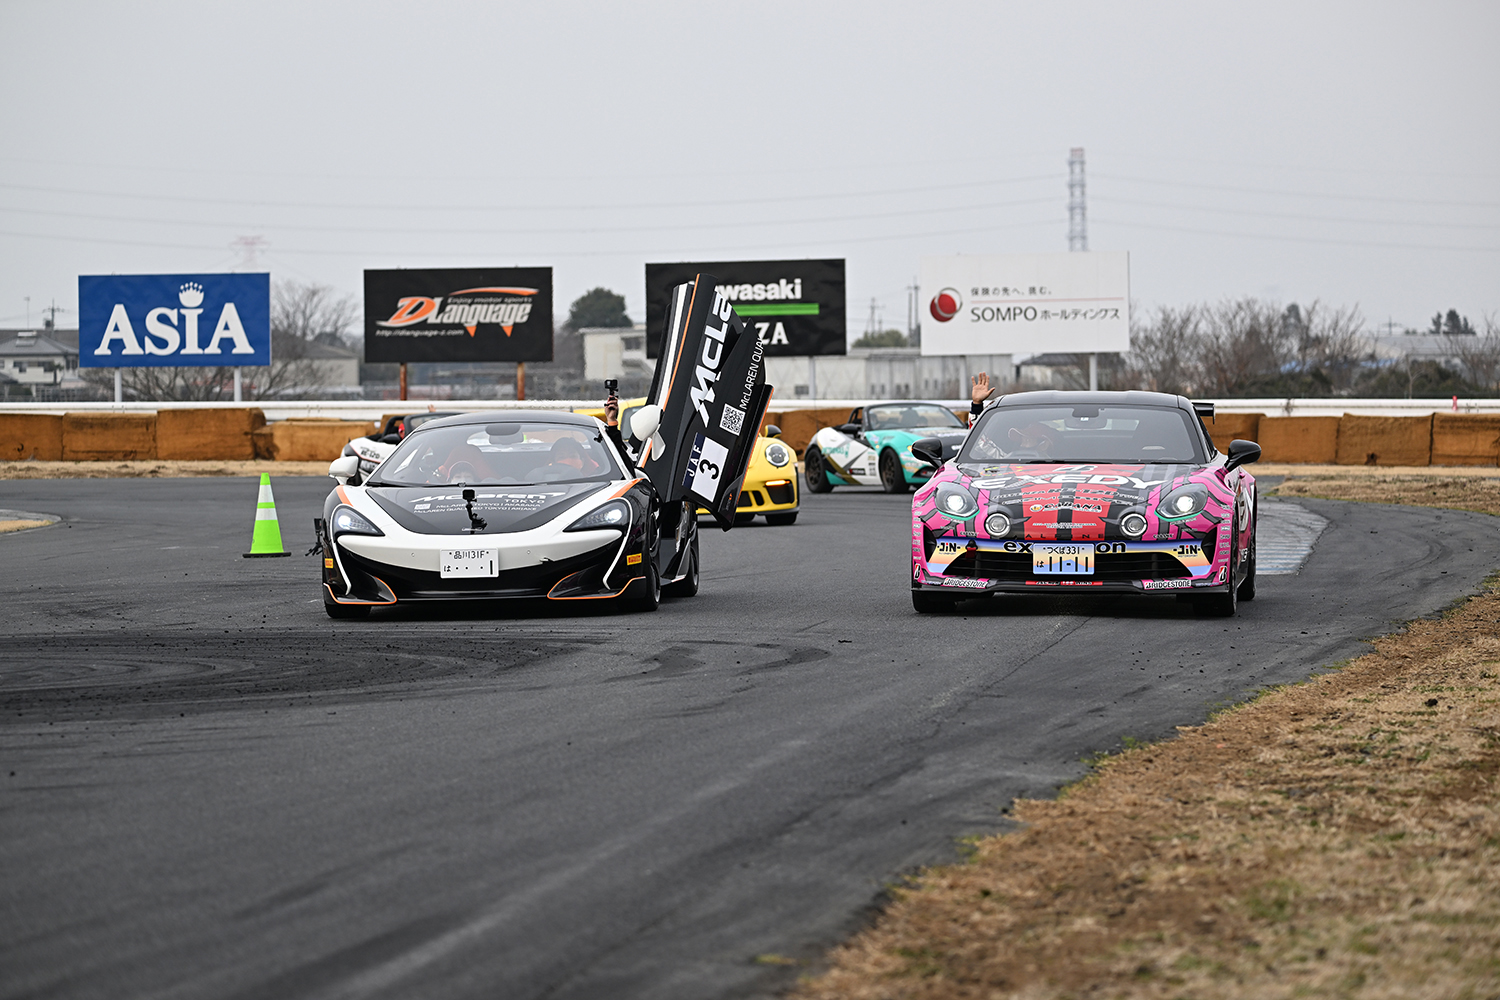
641, 275, 773, 530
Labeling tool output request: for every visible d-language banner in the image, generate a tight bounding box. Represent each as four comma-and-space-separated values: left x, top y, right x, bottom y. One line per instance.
364, 267, 553, 363
641, 275, 773, 531
78, 273, 270, 368
645, 259, 845, 358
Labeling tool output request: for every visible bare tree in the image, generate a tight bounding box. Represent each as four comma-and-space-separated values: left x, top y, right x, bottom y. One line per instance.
1444, 312, 1500, 394
1124, 304, 1203, 394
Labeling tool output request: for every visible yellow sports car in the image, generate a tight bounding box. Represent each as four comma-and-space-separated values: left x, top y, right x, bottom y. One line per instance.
579, 398, 799, 525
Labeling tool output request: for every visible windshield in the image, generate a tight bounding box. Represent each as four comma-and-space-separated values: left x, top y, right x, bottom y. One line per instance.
865, 404, 964, 431
371, 421, 622, 487
960, 405, 1206, 464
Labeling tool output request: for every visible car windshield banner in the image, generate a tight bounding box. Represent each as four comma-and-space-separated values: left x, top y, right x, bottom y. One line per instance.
364, 267, 553, 363
642, 275, 773, 530
645, 259, 845, 359
78, 273, 270, 367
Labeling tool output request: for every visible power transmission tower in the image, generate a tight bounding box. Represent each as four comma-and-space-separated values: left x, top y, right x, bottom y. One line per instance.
231, 235, 268, 271
1068, 147, 1087, 252
907, 278, 920, 348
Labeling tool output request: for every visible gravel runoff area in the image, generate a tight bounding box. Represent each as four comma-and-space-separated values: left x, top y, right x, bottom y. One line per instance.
793, 479, 1500, 999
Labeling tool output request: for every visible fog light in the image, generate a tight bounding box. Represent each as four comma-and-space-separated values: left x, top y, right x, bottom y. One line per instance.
984, 512, 1011, 536
1121, 512, 1148, 537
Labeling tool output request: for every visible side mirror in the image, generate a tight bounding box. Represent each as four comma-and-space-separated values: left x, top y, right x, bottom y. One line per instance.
328, 454, 361, 484
1225, 439, 1261, 472
910, 436, 944, 468
837, 423, 862, 436
763, 424, 781, 438
630, 404, 662, 441
381, 433, 401, 444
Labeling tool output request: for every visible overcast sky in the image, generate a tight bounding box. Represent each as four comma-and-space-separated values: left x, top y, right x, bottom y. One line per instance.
2, 0, 1495, 344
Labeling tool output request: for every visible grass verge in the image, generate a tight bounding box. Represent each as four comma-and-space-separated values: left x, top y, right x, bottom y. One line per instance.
793, 477, 1500, 999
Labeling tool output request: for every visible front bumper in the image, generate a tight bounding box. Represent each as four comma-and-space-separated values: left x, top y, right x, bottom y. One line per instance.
913, 532, 1229, 596
696, 475, 798, 516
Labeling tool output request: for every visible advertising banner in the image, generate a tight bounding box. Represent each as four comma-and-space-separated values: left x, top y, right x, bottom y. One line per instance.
642, 275, 773, 530
919, 252, 1130, 356
645, 259, 845, 358
78, 273, 270, 367
364, 267, 553, 363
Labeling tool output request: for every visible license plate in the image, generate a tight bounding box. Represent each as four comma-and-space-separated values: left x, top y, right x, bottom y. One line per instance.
440, 548, 498, 578
1032, 543, 1094, 575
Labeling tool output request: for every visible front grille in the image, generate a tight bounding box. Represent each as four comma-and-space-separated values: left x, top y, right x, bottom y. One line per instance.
766, 482, 795, 505
738, 490, 767, 509
943, 549, 1191, 581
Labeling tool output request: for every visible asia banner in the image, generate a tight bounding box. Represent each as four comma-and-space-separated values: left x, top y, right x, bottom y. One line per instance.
644, 259, 845, 359
78, 273, 270, 367
641, 275, 773, 531
919, 252, 1130, 356
364, 267, 553, 364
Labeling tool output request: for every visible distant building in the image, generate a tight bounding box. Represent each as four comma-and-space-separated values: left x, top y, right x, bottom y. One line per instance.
765, 348, 1014, 400
581, 325, 649, 383
0, 329, 79, 386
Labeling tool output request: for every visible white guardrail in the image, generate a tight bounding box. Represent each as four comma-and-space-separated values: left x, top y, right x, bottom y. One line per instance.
1, 398, 1498, 420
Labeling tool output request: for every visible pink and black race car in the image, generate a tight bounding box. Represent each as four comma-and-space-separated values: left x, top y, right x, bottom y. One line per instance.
909, 391, 1260, 616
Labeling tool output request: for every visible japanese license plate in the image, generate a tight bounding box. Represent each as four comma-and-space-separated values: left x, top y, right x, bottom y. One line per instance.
440, 548, 498, 578
1032, 542, 1094, 575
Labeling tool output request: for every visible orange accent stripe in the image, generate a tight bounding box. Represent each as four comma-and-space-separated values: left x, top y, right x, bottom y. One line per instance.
323, 582, 397, 607
608, 478, 642, 499
546, 569, 636, 601
662, 277, 704, 418
336, 485, 351, 505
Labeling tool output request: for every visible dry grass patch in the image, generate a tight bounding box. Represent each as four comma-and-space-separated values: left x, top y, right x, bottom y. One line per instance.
0, 459, 330, 479
1269, 472, 1500, 517
795, 483, 1500, 1000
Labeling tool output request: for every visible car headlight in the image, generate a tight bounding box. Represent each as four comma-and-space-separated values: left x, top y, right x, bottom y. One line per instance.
934, 483, 979, 520
1156, 484, 1208, 521
331, 505, 383, 537
1120, 511, 1148, 537
984, 511, 1011, 536
764, 441, 792, 467
566, 499, 631, 532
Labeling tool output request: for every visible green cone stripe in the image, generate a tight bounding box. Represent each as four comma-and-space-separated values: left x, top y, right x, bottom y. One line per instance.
244, 473, 290, 557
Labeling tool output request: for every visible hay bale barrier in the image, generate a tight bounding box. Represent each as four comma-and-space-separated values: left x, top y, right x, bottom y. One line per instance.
1431, 413, 1500, 466
1205, 412, 1260, 454
1254, 416, 1340, 464
155, 408, 266, 461
1336, 414, 1433, 466
251, 419, 375, 463
61, 412, 157, 461
0, 413, 64, 461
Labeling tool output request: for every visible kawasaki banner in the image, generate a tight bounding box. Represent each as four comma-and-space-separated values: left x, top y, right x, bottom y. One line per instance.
78, 273, 270, 367
642, 275, 773, 531
645, 258, 845, 358
364, 267, 553, 363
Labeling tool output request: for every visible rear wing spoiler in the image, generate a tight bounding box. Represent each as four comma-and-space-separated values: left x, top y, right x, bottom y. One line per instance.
1192, 400, 1215, 423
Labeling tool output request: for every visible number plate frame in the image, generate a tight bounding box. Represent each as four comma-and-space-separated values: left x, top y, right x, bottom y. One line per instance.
1031, 542, 1095, 575
440, 549, 499, 578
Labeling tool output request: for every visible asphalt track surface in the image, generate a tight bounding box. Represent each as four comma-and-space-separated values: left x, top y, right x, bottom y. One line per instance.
2, 476, 1497, 1000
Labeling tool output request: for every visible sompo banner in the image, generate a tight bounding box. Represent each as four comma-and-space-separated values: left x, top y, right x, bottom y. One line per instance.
645, 259, 845, 359
364, 267, 553, 364
78, 273, 270, 367
641, 275, 773, 530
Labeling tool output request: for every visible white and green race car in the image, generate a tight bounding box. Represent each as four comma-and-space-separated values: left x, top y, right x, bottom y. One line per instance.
803, 401, 971, 494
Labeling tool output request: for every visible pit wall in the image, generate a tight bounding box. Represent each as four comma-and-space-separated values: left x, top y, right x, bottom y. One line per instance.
2, 408, 1499, 467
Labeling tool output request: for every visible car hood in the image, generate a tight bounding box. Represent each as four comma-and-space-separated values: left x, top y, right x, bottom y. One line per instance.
915, 461, 1235, 541
366, 483, 608, 535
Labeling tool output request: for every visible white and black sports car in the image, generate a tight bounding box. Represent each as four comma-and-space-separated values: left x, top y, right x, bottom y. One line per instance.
315, 411, 698, 618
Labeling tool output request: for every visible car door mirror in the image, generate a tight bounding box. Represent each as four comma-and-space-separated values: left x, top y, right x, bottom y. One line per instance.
630, 404, 662, 441
328, 454, 361, 484
381, 433, 402, 444
763, 424, 781, 438
910, 436, 944, 467
837, 423, 861, 436
1225, 439, 1261, 471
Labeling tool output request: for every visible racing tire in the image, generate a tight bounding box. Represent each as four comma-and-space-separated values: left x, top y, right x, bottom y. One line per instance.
1197, 524, 1239, 617
623, 555, 661, 612
663, 533, 700, 598
912, 589, 958, 614
1237, 499, 1257, 602
879, 450, 909, 494
803, 447, 833, 493
324, 600, 370, 620
764, 511, 798, 526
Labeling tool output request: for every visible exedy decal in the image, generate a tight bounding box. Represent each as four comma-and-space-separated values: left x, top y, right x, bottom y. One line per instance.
377, 287, 538, 337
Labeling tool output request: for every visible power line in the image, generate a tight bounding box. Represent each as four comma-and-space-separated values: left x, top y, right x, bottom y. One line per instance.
1091, 216, 1500, 253
0, 174, 1058, 215
1093, 172, 1500, 210
1093, 196, 1500, 231
0, 195, 1060, 237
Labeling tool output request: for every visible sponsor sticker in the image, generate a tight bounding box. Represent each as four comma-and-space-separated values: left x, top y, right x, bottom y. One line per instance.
940, 577, 989, 589
686, 433, 730, 501
1142, 578, 1191, 591
719, 403, 746, 436
324, 558, 334, 569
626, 552, 643, 565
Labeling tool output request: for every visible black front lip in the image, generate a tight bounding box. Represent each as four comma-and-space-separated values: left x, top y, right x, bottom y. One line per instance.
334, 538, 631, 601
